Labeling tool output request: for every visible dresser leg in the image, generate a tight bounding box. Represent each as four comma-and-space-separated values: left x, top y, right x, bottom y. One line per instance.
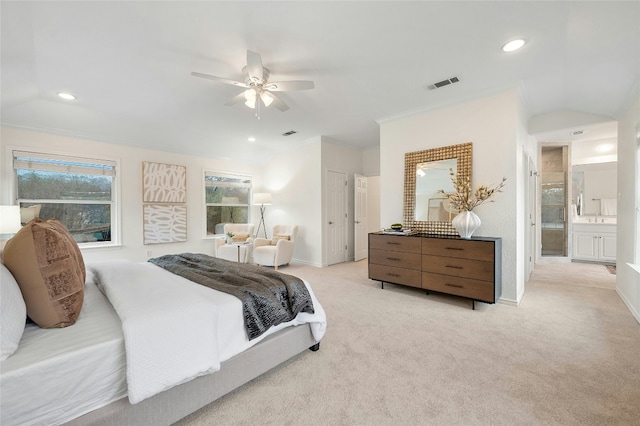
472, 300, 475, 310
381, 281, 384, 289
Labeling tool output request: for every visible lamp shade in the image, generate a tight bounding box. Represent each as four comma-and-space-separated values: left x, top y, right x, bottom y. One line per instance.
0, 206, 21, 234
253, 193, 272, 206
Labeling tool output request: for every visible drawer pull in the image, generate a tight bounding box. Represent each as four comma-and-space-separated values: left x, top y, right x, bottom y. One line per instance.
387, 273, 400, 277
386, 257, 401, 261
445, 265, 463, 269
445, 283, 463, 288
445, 247, 464, 251
386, 241, 400, 245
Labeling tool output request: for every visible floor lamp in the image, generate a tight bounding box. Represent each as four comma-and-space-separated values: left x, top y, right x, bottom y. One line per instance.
253, 193, 272, 239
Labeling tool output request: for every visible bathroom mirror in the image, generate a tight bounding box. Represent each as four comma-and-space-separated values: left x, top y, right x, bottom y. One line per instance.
404, 142, 472, 235
571, 161, 617, 219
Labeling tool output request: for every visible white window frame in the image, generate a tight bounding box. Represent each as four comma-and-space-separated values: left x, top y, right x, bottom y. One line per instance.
13, 149, 120, 248
203, 170, 252, 238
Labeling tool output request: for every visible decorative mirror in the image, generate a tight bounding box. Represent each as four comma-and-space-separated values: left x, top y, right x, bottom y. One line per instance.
404, 142, 472, 235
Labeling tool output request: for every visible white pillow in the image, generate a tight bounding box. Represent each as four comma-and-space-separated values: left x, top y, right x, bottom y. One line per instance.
1, 263, 27, 360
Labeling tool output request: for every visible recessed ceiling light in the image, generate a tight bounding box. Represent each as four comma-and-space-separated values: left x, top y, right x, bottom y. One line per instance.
502, 39, 526, 52
57, 92, 76, 100
248, 137, 256, 142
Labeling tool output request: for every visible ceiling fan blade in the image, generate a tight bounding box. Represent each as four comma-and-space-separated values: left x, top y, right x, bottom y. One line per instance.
224, 92, 246, 106
191, 72, 248, 88
266, 80, 315, 91
266, 92, 289, 112
246, 50, 264, 82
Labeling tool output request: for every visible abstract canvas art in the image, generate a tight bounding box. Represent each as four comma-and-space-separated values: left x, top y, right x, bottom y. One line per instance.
143, 204, 187, 244
142, 161, 187, 203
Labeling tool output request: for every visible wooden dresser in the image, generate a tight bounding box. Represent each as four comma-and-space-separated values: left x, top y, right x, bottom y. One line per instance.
368, 232, 502, 308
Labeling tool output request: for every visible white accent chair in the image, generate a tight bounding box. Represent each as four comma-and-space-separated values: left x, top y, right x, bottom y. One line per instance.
214, 223, 255, 263
253, 224, 298, 270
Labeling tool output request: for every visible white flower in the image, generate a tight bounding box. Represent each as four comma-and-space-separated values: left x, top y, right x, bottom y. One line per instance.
438, 169, 506, 212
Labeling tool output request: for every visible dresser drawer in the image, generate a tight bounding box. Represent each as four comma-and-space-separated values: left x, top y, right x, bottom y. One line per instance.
370, 234, 421, 253
422, 272, 495, 302
370, 264, 421, 288
370, 249, 421, 270
422, 238, 494, 261
422, 254, 494, 281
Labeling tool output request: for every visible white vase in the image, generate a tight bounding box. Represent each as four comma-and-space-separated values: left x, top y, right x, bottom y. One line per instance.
452, 210, 481, 239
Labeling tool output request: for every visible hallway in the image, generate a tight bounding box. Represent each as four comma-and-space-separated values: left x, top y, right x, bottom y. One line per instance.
531, 260, 616, 291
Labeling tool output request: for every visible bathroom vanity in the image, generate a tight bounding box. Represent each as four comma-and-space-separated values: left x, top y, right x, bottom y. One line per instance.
572, 220, 616, 262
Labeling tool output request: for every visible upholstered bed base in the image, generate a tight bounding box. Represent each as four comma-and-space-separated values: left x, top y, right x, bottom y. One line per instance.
67, 323, 318, 425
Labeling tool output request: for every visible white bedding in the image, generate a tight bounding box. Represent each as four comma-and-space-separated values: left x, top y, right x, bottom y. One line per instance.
1, 259, 327, 425
91, 260, 222, 404
0, 279, 126, 426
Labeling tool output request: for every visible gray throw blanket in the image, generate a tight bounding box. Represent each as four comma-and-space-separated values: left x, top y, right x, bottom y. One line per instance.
148, 253, 314, 340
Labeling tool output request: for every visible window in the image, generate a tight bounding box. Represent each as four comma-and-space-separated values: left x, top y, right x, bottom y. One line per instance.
14, 150, 117, 245
204, 171, 252, 236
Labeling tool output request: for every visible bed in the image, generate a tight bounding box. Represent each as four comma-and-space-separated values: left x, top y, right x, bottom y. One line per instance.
1, 250, 326, 425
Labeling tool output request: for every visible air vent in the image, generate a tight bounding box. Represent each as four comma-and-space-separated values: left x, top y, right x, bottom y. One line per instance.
282, 130, 297, 136
571, 130, 584, 136
426, 76, 460, 90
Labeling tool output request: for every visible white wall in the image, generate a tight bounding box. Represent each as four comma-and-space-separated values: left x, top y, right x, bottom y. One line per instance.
366, 176, 381, 233
362, 145, 380, 176
0, 127, 263, 264
261, 138, 323, 267
379, 90, 525, 303
616, 97, 640, 324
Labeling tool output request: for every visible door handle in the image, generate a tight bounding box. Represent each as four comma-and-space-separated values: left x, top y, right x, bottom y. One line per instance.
329, 221, 334, 225
355, 220, 360, 224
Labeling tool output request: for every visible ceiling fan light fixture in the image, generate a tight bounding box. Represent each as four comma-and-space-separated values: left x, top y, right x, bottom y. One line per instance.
260, 92, 274, 107
244, 89, 256, 108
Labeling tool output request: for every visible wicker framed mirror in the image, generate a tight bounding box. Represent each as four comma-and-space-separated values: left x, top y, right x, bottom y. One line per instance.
403, 142, 472, 235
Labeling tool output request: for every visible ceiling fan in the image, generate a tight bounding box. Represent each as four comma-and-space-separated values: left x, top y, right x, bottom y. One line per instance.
191, 50, 314, 119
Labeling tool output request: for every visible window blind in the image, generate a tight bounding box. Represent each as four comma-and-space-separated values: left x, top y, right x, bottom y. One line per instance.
13, 151, 116, 176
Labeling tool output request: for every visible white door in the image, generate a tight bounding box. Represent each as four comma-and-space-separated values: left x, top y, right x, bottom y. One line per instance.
327, 170, 347, 265
525, 155, 537, 281
354, 174, 368, 261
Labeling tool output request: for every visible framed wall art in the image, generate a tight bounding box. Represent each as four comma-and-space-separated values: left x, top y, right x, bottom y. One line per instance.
142, 161, 187, 203
143, 204, 187, 244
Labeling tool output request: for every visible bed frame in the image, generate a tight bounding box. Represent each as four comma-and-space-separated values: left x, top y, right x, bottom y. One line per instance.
68, 323, 318, 425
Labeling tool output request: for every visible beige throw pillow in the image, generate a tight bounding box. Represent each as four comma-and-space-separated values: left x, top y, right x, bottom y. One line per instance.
20, 205, 41, 225
231, 232, 250, 243
271, 234, 290, 245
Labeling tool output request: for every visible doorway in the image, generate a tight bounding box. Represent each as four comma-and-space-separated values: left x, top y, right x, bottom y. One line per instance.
540, 146, 569, 257
326, 170, 347, 265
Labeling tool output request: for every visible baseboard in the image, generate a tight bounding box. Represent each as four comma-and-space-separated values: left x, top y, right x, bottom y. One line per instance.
616, 288, 640, 325
616, 264, 640, 326
497, 297, 519, 306
290, 258, 323, 268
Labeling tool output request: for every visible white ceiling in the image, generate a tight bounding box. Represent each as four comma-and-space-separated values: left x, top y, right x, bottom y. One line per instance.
1, 1, 638, 165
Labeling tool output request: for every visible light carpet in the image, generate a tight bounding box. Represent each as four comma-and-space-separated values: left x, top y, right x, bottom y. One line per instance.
175, 260, 640, 426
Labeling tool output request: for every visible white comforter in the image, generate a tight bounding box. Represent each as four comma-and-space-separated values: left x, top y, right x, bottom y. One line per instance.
89, 259, 326, 404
